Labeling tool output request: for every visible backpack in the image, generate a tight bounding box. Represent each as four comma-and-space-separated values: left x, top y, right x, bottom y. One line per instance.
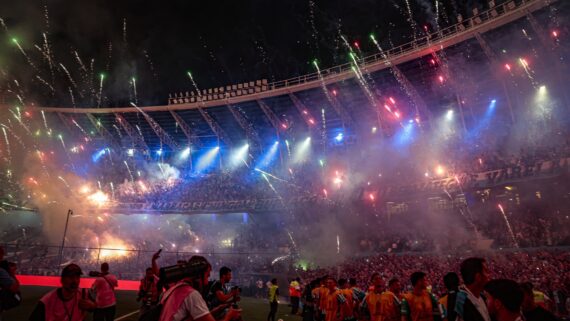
138, 283, 189, 321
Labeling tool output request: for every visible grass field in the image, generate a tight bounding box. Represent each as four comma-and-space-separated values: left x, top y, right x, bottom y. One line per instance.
3, 286, 298, 321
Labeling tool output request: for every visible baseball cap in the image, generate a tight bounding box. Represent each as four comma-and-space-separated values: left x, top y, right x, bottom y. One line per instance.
61, 263, 83, 277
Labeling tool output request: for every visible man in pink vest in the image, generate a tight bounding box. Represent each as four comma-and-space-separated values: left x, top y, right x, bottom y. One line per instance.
28, 263, 97, 321
91, 262, 118, 321
159, 255, 241, 321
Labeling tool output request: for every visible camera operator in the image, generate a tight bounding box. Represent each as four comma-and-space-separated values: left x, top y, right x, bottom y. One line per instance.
208, 267, 241, 316
89, 262, 118, 321
159, 256, 241, 321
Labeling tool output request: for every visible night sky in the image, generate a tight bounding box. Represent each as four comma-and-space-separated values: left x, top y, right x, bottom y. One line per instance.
0, 0, 487, 107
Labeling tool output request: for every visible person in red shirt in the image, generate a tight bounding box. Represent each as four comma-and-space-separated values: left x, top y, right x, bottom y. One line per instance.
91, 262, 118, 321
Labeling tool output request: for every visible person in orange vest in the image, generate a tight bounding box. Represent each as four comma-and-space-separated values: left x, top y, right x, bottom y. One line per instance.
28, 263, 97, 321
363, 273, 384, 321
311, 277, 323, 321
339, 278, 358, 321
313, 276, 328, 321
380, 278, 402, 321
400, 271, 443, 321
323, 277, 347, 321
290, 277, 303, 315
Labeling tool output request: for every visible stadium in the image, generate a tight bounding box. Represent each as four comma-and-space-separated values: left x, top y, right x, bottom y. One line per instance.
0, 0, 569, 320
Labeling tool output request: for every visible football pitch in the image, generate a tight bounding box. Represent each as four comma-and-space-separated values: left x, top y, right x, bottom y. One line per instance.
3, 286, 296, 321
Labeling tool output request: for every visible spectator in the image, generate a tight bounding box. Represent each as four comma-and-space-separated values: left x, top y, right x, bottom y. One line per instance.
456, 258, 491, 321
268, 278, 279, 321
290, 277, 302, 315
439, 272, 459, 321
520, 282, 559, 321
484, 279, 524, 321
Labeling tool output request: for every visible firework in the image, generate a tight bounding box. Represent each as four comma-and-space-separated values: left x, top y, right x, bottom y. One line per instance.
131, 77, 138, 105
11, 38, 39, 71
97, 73, 105, 107
35, 75, 55, 92
124, 160, 134, 182
403, 0, 418, 41
40, 110, 49, 131
498, 204, 519, 248
57, 176, 71, 189
2, 127, 11, 163
59, 63, 80, 94
87, 190, 109, 207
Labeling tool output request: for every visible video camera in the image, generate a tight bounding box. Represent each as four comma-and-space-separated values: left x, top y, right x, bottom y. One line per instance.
88, 271, 104, 277
159, 260, 210, 284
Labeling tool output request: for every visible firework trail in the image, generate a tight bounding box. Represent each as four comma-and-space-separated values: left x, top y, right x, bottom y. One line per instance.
105, 42, 112, 72
135, 125, 144, 139
403, 0, 418, 41
71, 118, 88, 136
131, 77, 138, 105
0, 17, 8, 33
43, 3, 50, 30
498, 204, 519, 248
2, 127, 11, 164
68, 87, 76, 107
308, 0, 320, 55
41, 110, 50, 131
58, 134, 66, 150
143, 50, 158, 80
57, 176, 71, 189
35, 75, 55, 93
519, 58, 538, 87
122, 18, 127, 45
9, 109, 32, 135
97, 74, 105, 107
124, 161, 134, 182
12, 38, 39, 72
43, 33, 55, 81
112, 125, 123, 138
59, 63, 80, 91
110, 182, 115, 200
313, 60, 335, 104
73, 51, 89, 75
435, 0, 440, 31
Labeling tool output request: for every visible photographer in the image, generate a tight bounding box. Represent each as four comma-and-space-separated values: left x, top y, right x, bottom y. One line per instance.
208, 267, 240, 316
138, 268, 161, 314
159, 256, 241, 321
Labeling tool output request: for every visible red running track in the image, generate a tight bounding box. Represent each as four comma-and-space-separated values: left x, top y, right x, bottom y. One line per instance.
16, 275, 140, 291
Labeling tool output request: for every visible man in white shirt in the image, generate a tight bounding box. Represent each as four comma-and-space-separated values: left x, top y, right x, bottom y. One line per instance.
455, 257, 491, 321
